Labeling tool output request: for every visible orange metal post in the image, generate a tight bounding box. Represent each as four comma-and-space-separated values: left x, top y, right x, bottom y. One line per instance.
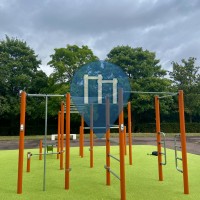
17, 91, 26, 194
178, 90, 189, 194
90, 104, 94, 168
65, 93, 70, 190
57, 111, 61, 159
128, 102, 132, 165
155, 96, 163, 181
79, 115, 84, 158
119, 89, 126, 200
60, 101, 64, 170
124, 126, 127, 155
39, 140, 42, 160
106, 97, 110, 185
26, 152, 31, 172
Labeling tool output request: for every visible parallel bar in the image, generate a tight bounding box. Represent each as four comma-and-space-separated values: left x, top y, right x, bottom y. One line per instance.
108, 154, 120, 162
155, 96, 163, 181
178, 90, 189, 194
17, 91, 26, 194
128, 102, 132, 165
104, 166, 120, 180
124, 91, 177, 95
27, 94, 64, 97
65, 93, 70, 190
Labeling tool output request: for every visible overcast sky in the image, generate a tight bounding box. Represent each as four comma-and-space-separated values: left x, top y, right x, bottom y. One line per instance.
0, 0, 200, 75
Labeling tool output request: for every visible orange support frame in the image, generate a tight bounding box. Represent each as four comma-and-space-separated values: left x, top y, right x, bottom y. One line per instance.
90, 104, 94, 168
65, 93, 70, 190
119, 89, 126, 200
106, 97, 111, 185
17, 91, 26, 194
155, 96, 163, 181
178, 90, 189, 194
26, 152, 31, 172
124, 126, 127, 155
60, 102, 64, 170
57, 111, 61, 159
39, 140, 42, 160
79, 115, 84, 158
127, 102, 132, 165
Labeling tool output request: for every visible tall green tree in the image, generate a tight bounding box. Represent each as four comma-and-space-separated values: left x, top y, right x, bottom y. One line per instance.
48, 45, 98, 84
107, 46, 172, 126
169, 57, 200, 122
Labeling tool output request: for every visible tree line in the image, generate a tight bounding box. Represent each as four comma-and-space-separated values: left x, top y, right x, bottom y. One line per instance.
0, 36, 200, 135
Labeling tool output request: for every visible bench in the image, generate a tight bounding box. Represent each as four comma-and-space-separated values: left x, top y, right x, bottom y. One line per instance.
51, 134, 76, 141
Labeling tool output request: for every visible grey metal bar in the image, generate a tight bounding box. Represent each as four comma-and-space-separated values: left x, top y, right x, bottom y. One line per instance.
84, 126, 119, 130
27, 94, 64, 97
158, 93, 178, 99
31, 151, 65, 156
43, 96, 48, 191
104, 165, 120, 180
159, 132, 167, 165
124, 91, 177, 95
174, 134, 183, 173
108, 154, 120, 162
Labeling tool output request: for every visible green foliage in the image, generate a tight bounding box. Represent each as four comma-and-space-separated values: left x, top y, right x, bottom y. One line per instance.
48, 45, 98, 84
170, 57, 200, 122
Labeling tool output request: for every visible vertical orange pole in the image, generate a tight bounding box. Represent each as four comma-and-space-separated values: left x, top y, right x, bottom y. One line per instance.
128, 102, 132, 165
17, 91, 26, 194
57, 111, 61, 159
39, 140, 42, 160
26, 152, 31, 172
79, 126, 82, 156
90, 104, 94, 168
79, 115, 84, 158
106, 97, 110, 185
119, 89, 126, 200
155, 96, 163, 181
60, 102, 64, 170
124, 126, 127, 155
65, 93, 70, 190
178, 90, 189, 194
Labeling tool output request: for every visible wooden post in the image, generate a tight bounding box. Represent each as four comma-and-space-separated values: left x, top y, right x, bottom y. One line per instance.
128, 102, 132, 165
60, 101, 64, 170
106, 97, 110, 185
155, 96, 163, 181
26, 152, 31, 172
119, 89, 126, 200
39, 140, 42, 160
124, 126, 127, 155
17, 91, 26, 194
65, 93, 70, 190
80, 115, 84, 158
90, 104, 94, 168
57, 111, 61, 159
178, 90, 189, 194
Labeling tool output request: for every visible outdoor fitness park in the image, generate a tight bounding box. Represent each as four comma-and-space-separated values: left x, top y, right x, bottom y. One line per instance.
1, 61, 199, 200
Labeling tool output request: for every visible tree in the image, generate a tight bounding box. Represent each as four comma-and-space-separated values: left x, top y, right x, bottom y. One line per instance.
0, 36, 44, 134
48, 45, 98, 84
169, 57, 200, 122
106, 45, 172, 127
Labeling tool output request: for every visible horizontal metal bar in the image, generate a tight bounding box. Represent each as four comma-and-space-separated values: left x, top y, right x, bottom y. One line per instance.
124, 91, 177, 95
104, 165, 120, 180
31, 150, 65, 156
108, 154, 120, 162
176, 157, 182, 161
158, 93, 178, 99
84, 126, 119, 130
27, 94, 65, 97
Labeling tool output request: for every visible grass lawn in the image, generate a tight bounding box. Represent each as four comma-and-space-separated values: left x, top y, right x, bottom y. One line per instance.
0, 145, 199, 200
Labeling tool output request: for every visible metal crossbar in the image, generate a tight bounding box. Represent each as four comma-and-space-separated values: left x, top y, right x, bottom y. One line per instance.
174, 134, 183, 173
108, 154, 120, 162
158, 93, 178, 99
84, 126, 118, 130
104, 165, 120, 180
27, 94, 65, 97
30, 150, 65, 156
124, 91, 177, 95
159, 132, 167, 165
